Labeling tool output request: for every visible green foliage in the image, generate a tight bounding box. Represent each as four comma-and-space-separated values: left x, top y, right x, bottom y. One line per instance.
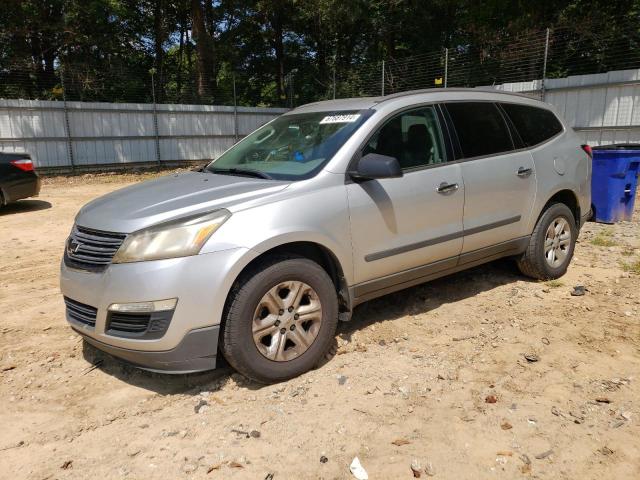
1, 0, 639, 106
620, 258, 640, 274
590, 228, 618, 247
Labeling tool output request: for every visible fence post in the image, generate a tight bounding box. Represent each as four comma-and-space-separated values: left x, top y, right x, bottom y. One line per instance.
333, 67, 336, 100
150, 68, 162, 166
444, 48, 449, 88
233, 73, 239, 142
381, 60, 385, 96
541, 27, 550, 101
60, 66, 75, 171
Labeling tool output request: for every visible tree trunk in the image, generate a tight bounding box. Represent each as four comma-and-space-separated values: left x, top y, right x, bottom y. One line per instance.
153, 0, 165, 102
190, 0, 215, 100
272, 9, 285, 100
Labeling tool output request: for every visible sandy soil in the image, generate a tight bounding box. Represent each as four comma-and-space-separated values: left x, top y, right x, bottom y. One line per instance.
0, 174, 639, 480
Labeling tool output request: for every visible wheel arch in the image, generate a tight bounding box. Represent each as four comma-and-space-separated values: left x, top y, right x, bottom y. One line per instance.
224, 240, 352, 322
538, 189, 580, 227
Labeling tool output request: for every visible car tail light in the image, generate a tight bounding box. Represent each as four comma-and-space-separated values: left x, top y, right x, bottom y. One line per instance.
10, 159, 34, 172
581, 144, 593, 159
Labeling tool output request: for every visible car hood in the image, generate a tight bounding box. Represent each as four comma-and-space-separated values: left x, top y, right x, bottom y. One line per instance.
75, 171, 290, 233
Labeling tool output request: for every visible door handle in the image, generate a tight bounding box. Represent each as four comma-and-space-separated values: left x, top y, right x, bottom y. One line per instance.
517, 167, 533, 177
436, 182, 459, 194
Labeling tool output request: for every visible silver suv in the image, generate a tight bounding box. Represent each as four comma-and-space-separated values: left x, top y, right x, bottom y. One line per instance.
60, 89, 592, 383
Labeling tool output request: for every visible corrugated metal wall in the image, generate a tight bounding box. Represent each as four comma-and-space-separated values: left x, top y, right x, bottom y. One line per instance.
2, 69, 639, 169
0, 99, 287, 169
494, 68, 640, 146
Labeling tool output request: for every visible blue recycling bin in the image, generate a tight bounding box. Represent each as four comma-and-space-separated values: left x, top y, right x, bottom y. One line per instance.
591, 145, 640, 223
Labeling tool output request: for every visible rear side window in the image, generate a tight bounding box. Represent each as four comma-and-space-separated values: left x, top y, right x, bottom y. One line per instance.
445, 102, 513, 158
501, 103, 563, 147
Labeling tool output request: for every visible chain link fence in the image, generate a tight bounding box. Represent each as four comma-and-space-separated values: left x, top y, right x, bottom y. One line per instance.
2, 24, 640, 108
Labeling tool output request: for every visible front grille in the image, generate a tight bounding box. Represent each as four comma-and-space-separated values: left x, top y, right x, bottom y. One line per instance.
106, 311, 173, 339
64, 225, 126, 271
64, 297, 97, 327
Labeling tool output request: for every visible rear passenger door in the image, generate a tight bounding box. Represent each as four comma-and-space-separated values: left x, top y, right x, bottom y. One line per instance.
444, 102, 537, 256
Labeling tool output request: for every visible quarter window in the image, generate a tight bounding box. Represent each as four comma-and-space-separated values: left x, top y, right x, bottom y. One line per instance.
501, 103, 563, 146
363, 106, 446, 169
446, 102, 514, 158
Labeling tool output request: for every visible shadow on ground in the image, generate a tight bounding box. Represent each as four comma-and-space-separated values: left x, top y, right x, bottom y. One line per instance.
0, 199, 52, 215
83, 258, 530, 394
338, 258, 529, 339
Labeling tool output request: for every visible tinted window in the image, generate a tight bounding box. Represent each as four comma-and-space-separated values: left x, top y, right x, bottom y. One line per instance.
363, 106, 446, 169
501, 103, 563, 146
446, 102, 513, 158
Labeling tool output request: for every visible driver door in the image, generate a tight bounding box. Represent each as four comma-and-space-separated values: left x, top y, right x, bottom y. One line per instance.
347, 106, 464, 288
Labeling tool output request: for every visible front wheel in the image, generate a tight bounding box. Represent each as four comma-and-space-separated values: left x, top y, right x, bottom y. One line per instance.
517, 203, 577, 280
221, 256, 339, 383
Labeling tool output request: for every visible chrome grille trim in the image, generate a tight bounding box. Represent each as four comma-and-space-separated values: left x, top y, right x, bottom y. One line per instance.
64, 225, 126, 271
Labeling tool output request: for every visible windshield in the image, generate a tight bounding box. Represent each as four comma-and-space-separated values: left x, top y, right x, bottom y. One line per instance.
206, 110, 372, 180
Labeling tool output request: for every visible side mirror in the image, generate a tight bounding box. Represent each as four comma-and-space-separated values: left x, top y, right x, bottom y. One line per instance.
350, 153, 403, 181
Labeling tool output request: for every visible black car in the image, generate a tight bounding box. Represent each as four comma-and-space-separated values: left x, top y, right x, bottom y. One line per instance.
0, 152, 41, 206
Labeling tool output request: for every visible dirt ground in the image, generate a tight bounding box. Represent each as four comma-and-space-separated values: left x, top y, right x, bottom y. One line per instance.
1, 172, 639, 480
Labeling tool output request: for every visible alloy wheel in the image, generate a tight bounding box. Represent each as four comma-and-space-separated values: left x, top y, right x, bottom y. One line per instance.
544, 216, 571, 268
252, 281, 323, 362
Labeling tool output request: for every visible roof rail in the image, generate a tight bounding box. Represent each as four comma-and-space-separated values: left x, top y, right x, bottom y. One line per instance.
374, 87, 537, 104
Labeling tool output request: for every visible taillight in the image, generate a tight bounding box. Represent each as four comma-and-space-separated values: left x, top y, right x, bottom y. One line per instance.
10, 159, 34, 172
581, 144, 593, 159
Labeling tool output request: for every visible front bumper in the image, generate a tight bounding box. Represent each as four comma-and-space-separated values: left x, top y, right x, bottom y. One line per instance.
76, 325, 220, 373
60, 247, 258, 372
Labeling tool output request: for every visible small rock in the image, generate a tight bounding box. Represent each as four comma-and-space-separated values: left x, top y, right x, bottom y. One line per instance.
391, 438, 411, 446
595, 397, 611, 404
500, 421, 512, 430
61, 460, 73, 470
535, 449, 553, 460
127, 447, 141, 457
571, 285, 586, 296
182, 463, 198, 474
194, 399, 209, 413
485, 394, 498, 404
337, 375, 347, 385
249, 430, 261, 438
320, 455, 328, 464
424, 461, 436, 476
541, 337, 550, 345
610, 419, 625, 428
524, 353, 539, 363
600, 446, 614, 456
410, 459, 422, 478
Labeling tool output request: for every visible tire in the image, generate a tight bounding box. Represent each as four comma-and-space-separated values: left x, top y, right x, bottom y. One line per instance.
517, 202, 577, 280
221, 255, 339, 383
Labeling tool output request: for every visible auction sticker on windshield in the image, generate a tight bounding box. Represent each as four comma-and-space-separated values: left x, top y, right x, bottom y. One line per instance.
319, 114, 361, 124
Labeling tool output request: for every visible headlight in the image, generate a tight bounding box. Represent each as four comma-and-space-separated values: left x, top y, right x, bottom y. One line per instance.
112, 209, 230, 263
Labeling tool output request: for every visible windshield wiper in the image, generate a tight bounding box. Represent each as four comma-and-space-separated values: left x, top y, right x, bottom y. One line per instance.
208, 167, 273, 180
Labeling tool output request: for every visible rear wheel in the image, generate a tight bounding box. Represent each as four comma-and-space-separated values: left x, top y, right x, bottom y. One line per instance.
221, 256, 338, 383
517, 203, 576, 280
